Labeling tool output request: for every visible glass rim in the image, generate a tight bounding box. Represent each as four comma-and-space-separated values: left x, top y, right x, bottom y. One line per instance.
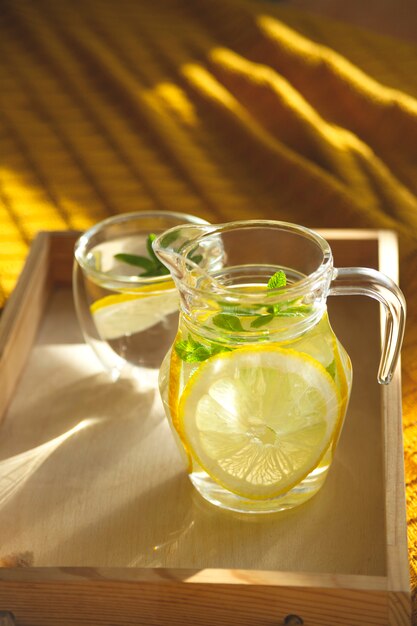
74, 210, 209, 288
177, 219, 334, 300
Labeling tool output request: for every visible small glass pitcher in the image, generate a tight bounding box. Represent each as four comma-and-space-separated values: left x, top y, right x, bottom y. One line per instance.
153, 220, 406, 514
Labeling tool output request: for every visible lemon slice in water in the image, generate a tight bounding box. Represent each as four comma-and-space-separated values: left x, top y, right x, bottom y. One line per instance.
178, 345, 341, 500
90, 282, 178, 340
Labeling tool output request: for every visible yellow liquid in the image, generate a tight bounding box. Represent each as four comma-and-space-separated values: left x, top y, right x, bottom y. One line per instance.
159, 310, 352, 514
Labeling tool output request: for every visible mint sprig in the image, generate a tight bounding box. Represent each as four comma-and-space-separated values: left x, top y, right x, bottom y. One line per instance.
175, 335, 230, 362
270, 303, 313, 317
326, 359, 336, 379
267, 270, 286, 289
114, 233, 170, 277
211, 270, 313, 332
174, 269, 314, 363
212, 313, 244, 332
250, 313, 274, 328
115, 233, 203, 277
250, 271, 313, 327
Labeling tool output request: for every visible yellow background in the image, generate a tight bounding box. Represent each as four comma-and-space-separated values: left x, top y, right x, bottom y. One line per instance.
1, 0, 417, 616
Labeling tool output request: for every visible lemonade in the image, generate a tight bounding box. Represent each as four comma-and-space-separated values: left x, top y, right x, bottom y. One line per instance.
153, 218, 405, 513
159, 276, 352, 513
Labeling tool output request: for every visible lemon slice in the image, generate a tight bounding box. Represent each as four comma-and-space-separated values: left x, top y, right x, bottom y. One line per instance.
167, 345, 193, 471
178, 345, 341, 500
330, 336, 351, 451
91, 282, 178, 340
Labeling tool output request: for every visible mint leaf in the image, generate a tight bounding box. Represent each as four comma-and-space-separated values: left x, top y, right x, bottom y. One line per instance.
248, 270, 288, 328
160, 229, 180, 247
188, 346, 212, 362
267, 271, 287, 289
175, 337, 230, 362
250, 314, 274, 328
175, 340, 210, 362
140, 265, 170, 277
115, 233, 170, 277
187, 334, 200, 349
219, 302, 261, 316
146, 233, 159, 264
276, 304, 312, 317
266, 302, 312, 318
212, 313, 244, 332
114, 253, 155, 271
326, 360, 336, 379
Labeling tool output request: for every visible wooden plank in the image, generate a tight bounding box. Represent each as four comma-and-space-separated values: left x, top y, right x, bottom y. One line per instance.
0, 566, 388, 589
0, 579, 388, 626
49, 230, 80, 285
0, 233, 51, 422
319, 229, 379, 268
377, 231, 411, 621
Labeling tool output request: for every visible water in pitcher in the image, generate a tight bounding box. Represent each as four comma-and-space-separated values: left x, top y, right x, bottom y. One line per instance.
153, 219, 404, 514
158, 264, 352, 513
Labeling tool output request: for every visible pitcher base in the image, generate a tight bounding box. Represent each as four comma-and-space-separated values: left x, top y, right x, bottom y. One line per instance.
189, 463, 330, 514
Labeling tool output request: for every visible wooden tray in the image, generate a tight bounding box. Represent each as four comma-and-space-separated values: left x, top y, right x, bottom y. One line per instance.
0, 230, 410, 626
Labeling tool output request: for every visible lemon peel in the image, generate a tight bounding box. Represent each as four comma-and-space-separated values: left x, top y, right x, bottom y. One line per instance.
178, 345, 342, 500
91, 282, 178, 340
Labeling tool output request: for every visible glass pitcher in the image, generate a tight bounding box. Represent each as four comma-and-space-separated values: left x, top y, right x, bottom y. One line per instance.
153, 221, 406, 514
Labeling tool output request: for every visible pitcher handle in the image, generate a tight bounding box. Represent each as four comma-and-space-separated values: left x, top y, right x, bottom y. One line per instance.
329, 267, 406, 384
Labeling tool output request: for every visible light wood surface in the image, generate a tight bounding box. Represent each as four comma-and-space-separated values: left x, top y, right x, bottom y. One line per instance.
0, 233, 51, 421
0, 231, 410, 625
0, 579, 390, 626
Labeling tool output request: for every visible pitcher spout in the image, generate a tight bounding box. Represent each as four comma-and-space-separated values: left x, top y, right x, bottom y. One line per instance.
152, 223, 223, 283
